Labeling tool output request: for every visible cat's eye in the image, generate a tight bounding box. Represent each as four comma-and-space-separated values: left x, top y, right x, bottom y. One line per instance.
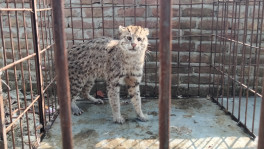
127, 36, 132, 40
137, 37, 142, 41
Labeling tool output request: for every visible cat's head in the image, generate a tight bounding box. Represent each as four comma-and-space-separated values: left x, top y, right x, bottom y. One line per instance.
118, 25, 149, 54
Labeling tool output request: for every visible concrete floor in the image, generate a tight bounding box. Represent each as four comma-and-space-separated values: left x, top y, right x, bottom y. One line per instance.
39, 98, 259, 149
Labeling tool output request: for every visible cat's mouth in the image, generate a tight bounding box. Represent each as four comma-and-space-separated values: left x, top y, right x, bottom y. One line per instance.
129, 47, 137, 51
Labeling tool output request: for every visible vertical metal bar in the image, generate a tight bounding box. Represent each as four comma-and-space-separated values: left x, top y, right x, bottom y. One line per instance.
40, 0, 51, 121
246, 0, 257, 131
222, 1, 228, 110
49, 5, 57, 110
144, 0, 147, 97
209, 1, 215, 96
123, 0, 126, 26
112, 0, 115, 37
232, 1, 239, 116
159, 0, 171, 148
42, 0, 52, 121
80, 0, 84, 41
101, 1, 104, 36
31, 0, 46, 134
22, 0, 38, 138
144, 0, 149, 97
236, 1, 242, 120
6, 1, 23, 148
188, 0, 193, 96
258, 70, 264, 149
154, 0, 159, 97
253, 0, 264, 134
214, 0, 220, 103
134, 0, 136, 24
14, 1, 32, 147
51, 0, 73, 149
219, 1, 225, 106
228, 0, 236, 115
91, 0, 95, 38
239, 0, 249, 125
235, 1, 242, 119
177, 1, 181, 97
0, 74, 7, 149
70, 0, 74, 44
0, 11, 15, 149
198, 0, 204, 96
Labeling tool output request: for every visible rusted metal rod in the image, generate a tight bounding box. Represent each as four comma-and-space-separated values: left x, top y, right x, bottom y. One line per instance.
0, 73, 7, 149
0, 8, 33, 12
159, 0, 172, 148
51, 0, 73, 149
31, 0, 46, 135
215, 35, 263, 50
37, 8, 52, 12
212, 65, 262, 98
258, 73, 264, 148
258, 100, 264, 148
5, 96, 40, 132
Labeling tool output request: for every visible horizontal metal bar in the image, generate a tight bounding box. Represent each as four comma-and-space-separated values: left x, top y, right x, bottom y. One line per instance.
0, 8, 33, 12
66, 0, 263, 8
68, 35, 214, 41
37, 8, 52, 12
0, 44, 54, 72
0, 53, 36, 72
43, 76, 57, 93
215, 35, 264, 50
40, 44, 54, 54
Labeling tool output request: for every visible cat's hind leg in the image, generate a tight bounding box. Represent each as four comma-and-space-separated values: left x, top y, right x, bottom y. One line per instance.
81, 81, 104, 104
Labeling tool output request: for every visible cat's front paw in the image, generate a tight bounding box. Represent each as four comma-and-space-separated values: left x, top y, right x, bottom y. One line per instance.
94, 98, 104, 104
137, 114, 148, 122
113, 116, 125, 124
71, 102, 84, 116
72, 107, 84, 116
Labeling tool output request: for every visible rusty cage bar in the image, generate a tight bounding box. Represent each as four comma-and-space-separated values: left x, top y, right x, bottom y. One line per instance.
1, 0, 264, 148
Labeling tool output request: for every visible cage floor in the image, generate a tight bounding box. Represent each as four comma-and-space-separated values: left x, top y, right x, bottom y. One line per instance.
39, 98, 258, 149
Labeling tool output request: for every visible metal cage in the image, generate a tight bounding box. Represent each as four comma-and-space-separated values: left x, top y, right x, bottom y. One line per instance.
0, 0, 264, 148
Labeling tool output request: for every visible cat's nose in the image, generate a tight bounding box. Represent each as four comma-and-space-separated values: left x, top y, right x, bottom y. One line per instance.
131, 43, 137, 47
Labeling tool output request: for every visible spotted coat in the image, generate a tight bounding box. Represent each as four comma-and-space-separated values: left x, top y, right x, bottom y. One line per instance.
68, 25, 149, 123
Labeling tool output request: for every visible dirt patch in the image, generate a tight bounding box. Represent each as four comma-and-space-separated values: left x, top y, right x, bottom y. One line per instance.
148, 111, 158, 116
173, 99, 203, 110
146, 131, 153, 135
170, 126, 192, 136
74, 129, 98, 140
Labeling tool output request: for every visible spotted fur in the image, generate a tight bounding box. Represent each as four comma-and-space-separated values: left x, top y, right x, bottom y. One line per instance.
68, 25, 149, 123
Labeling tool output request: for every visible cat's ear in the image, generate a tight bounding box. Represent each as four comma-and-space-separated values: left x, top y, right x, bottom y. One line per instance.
144, 28, 149, 36
119, 26, 126, 33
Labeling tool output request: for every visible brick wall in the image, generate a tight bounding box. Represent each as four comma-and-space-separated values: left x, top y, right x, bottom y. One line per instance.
1, 0, 263, 98
63, 0, 264, 98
